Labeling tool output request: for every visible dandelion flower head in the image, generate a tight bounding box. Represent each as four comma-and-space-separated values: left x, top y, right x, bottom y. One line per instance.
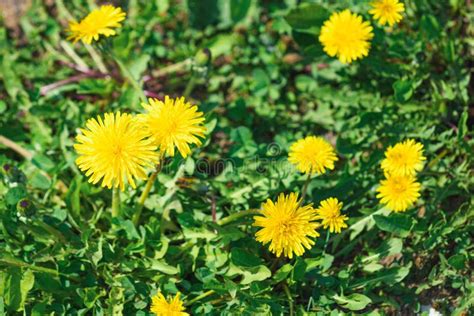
68, 5, 126, 44
74, 112, 159, 191
253, 193, 320, 258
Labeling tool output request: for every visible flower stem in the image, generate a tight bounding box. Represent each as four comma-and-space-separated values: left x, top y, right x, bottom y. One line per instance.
113, 56, 147, 102
133, 170, 158, 226
185, 290, 215, 306
152, 58, 192, 78
83, 43, 108, 74
322, 230, 331, 254
300, 172, 312, 202
111, 187, 121, 218
282, 282, 294, 316
133, 159, 164, 226
217, 209, 260, 226
183, 75, 198, 98
0, 256, 79, 282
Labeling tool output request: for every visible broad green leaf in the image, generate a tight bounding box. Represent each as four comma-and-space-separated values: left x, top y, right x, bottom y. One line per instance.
2, 268, 21, 311
333, 293, 371, 311
374, 214, 413, 237
230, 0, 252, 23
231, 248, 262, 267
363, 238, 403, 263
148, 259, 179, 275
226, 264, 271, 285
351, 266, 411, 289
19, 270, 34, 311
273, 264, 292, 283
187, 0, 220, 29
448, 254, 466, 270
285, 3, 329, 31
32, 154, 55, 172
393, 79, 414, 103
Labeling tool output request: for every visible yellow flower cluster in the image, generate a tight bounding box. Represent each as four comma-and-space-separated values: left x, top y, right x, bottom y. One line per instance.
74, 96, 206, 191
253, 135, 348, 259
376, 139, 426, 212
319, 0, 405, 64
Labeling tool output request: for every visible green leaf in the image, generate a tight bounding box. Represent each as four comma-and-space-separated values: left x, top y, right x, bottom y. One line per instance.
187, 0, 220, 29
127, 54, 150, 80
5, 186, 27, 206
148, 259, 179, 275
1, 268, 21, 311
351, 266, 410, 288
373, 214, 413, 237
32, 154, 55, 172
226, 264, 271, 285
241, 265, 271, 285
77, 287, 105, 309
65, 175, 82, 220
333, 293, 371, 311
448, 254, 466, 270
273, 264, 292, 283
393, 79, 414, 103
30, 172, 51, 190
285, 3, 329, 31
457, 110, 468, 141
420, 14, 441, 39
305, 253, 334, 273
292, 258, 307, 281
230, 0, 252, 23
19, 270, 34, 312
231, 248, 262, 267
363, 238, 403, 263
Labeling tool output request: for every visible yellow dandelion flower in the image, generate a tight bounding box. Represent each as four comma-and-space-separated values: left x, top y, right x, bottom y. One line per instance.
253, 193, 320, 259
288, 136, 338, 175
319, 10, 374, 64
381, 139, 426, 176
139, 96, 206, 158
68, 5, 126, 44
74, 112, 159, 191
315, 198, 348, 233
150, 292, 189, 316
376, 174, 421, 212
369, 0, 405, 26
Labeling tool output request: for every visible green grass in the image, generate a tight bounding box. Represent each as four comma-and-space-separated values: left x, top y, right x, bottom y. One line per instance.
0, 0, 472, 315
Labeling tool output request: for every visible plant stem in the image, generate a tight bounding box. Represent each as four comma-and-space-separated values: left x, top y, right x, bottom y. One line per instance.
113, 56, 147, 102
282, 282, 294, 316
59, 40, 89, 71
217, 209, 260, 226
133, 159, 164, 226
111, 187, 121, 218
185, 290, 215, 306
83, 44, 108, 74
322, 230, 331, 254
133, 170, 158, 225
0, 135, 33, 160
427, 149, 448, 169
152, 58, 192, 78
34, 221, 67, 244
0, 256, 79, 281
300, 172, 312, 203
183, 75, 198, 98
